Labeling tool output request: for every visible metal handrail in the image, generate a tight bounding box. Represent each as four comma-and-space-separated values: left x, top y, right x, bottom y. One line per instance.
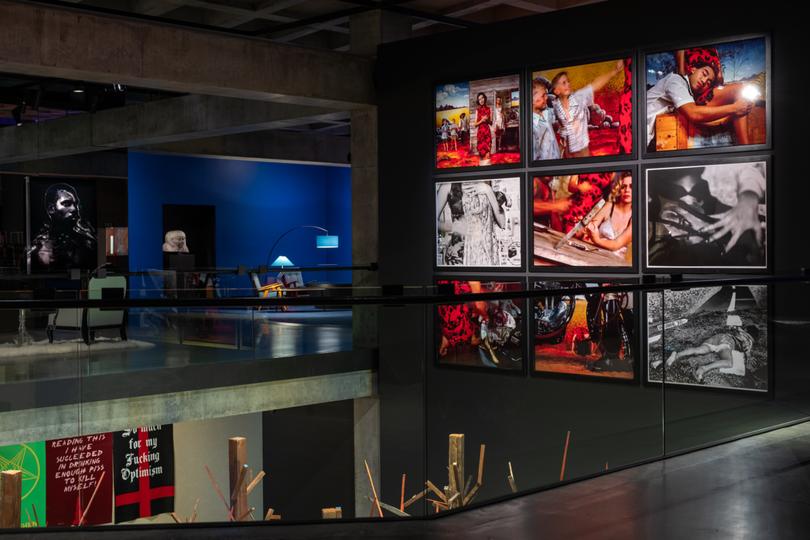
0, 273, 806, 310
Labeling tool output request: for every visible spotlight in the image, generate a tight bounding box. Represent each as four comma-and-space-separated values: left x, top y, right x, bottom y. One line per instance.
742, 84, 761, 102
72, 86, 85, 94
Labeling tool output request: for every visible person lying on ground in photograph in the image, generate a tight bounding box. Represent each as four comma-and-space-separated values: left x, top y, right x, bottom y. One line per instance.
551, 60, 624, 158
654, 324, 758, 382
646, 49, 754, 151
532, 78, 562, 160
585, 172, 633, 257
474, 92, 493, 165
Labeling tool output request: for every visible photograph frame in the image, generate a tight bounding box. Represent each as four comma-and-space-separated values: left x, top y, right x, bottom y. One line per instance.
529, 163, 639, 274
432, 275, 529, 377
433, 69, 526, 174
528, 278, 642, 385
434, 172, 527, 273
641, 283, 773, 396
641, 154, 772, 274
640, 32, 772, 160
527, 49, 639, 169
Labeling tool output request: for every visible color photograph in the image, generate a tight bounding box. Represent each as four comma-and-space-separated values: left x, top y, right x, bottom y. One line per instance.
437, 177, 521, 268
647, 285, 768, 392
533, 170, 633, 268
437, 279, 524, 371
532, 57, 633, 161
435, 75, 521, 168
646, 37, 768, 153
533, 281, 635, 380
646, 161, 767, 270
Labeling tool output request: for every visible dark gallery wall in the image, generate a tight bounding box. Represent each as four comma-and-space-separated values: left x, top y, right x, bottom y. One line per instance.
375, 0, 810, 513
127, 151, 352, 284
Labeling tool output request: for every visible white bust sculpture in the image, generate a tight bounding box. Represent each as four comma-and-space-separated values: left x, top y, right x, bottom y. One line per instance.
163, 230, 189, 253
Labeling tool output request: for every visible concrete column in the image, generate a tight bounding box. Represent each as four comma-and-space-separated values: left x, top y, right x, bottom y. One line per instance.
349, 11, 411, 519
350, 10, 411, 349
353, 396, 380, 517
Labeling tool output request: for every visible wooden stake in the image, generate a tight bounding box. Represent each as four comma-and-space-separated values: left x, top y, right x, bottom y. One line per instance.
264, 507, 275, 520
448, 434, 464, 495
402, 488, 427, 509
246, 471, 266, 495
204, 464, 234, 521
507, 462, 517, 493
560, 431, 571, 482
237, 507, 255, 521
31, 503, 40, 528
477, 444, 486, 485
605, 462, 609, 471
0, 470, 21, 529
425, 480, 447, 502
229, 437, 249, 522
463, 483, 480, 506
170, 512, 182, 524
450, 463, 463, 508
400, 473, 406, 512
231, 464, 249, 503
190, 498, 200, 523
364, 460, 383, 518
78, 471, 106, 527
463, 475, 473, 500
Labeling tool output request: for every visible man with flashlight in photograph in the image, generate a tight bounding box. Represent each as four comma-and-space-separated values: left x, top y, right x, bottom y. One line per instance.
646, 45, 763, 151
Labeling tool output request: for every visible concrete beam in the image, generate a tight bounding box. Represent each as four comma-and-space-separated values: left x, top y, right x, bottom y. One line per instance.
0, 149, 127, 177
0, 370, 374, 446
0, 94, 347, 164
140, 130, 350, 165
0, 0, 374, 109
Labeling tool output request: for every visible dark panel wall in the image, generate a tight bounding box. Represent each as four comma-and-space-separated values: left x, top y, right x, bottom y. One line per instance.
377, 0, 809, 510
262, 400, 355, 521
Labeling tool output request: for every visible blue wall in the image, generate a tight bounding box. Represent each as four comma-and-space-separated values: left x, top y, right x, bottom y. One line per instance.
128, 152, 352, 286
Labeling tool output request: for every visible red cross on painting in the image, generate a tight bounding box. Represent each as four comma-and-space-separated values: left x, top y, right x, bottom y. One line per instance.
114, 426, 175, 523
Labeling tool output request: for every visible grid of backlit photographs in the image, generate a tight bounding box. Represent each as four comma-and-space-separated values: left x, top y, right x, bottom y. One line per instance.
432, 34, 771, 382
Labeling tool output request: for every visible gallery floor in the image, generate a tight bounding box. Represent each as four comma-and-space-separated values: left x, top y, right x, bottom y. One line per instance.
1, 418, 806, 539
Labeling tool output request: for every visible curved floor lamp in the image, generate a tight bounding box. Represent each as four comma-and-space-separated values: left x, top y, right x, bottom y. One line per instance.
265, 225, 339, 269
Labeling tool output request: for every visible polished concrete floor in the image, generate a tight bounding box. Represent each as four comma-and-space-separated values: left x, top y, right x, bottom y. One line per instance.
4, 420, 809, 539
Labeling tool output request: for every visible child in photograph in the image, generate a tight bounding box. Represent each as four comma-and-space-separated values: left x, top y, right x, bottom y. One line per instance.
532, 78, 561, 161
474, 92, 493, 165
439, 118, 451, 151
449, 119, 459, 151
459, 112, 469, 145
646, 50, 754, 151
551, 60, 624, 158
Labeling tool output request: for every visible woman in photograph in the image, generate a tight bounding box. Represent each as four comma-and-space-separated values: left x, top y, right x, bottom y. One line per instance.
586, 172, 633, 258
436, 181, 506, 266
474, 92, 493, 165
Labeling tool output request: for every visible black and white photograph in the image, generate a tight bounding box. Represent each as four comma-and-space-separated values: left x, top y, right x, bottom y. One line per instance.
436, 177, 521, 268
646, 160, 767, 270
26, 178, 98, 273
647, 285, 768, 392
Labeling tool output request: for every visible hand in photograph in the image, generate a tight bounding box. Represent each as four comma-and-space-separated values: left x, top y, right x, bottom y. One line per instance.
702, 191, 762, 252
